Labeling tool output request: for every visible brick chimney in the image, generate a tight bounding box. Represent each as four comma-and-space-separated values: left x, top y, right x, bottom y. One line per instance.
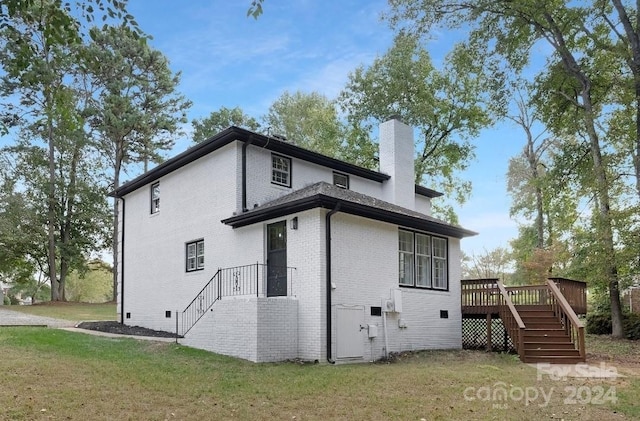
379, 117, 415, 210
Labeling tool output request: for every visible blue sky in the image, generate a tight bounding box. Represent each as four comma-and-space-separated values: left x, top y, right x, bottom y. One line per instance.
8, 0, 526, 257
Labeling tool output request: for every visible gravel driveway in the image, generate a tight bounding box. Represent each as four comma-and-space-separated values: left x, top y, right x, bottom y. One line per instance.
0, 307, 76, 328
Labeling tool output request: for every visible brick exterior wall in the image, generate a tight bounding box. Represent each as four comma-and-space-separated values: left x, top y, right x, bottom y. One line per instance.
181, 297, 298, 362
330, 213, 462, 362
117, 131, 462, 363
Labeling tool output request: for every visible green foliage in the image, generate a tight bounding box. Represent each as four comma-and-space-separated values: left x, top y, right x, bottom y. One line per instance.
587, 312, 640, 340
247, 0, 264, 19
65, 260, 113, 303
461, 247, 513, 282
85, 25, 192, 173
192, 106, 260, 144
339, 33, 493, 220
624, 313, 640, 341
387, 0, 638, 336
2, 296, 9, 305
263, 91, 344, 158
586, 313, 612, 335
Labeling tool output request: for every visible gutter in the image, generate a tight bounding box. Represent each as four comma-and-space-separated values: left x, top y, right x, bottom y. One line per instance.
241, 137, 254, 212
119, 197, 126, 324
325, 202, 341, 364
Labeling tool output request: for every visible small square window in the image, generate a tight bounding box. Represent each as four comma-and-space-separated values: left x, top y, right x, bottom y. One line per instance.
186, 239, 204, 272
150, 182, 160, 214
271, 154, 291, 187
333, 172, 349, 189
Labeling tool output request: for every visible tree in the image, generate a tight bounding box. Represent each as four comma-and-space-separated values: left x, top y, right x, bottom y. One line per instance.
66, 260, 113, 303
462, 247, 513, 283
84, 25, 191, 300
339, 33, 494, 222
1, 2, 83, 301
192, 106, 260, 144
1, 2, 115, 301
263, 91, 344, 158
388, 0, 627, 337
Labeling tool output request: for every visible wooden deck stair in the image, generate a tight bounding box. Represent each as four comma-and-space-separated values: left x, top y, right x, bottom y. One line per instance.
462, 278, 587, 364
517, 305, 584, 364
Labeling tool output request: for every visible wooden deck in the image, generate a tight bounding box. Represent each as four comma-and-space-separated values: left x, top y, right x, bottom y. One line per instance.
461, 278, 587, 364
462, 277, 587, 316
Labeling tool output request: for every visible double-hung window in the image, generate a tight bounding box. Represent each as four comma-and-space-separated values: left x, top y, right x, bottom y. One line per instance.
150, 182, 160, 214
271, 154, 291, 187
398, 229, 448, 290
186, 239, 204, 272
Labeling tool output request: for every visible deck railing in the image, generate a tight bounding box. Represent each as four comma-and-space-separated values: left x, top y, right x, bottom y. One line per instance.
463, 278, 587, 316
549, 277, 587, 314
547, 279, 586, 360
496, 280, 526, 361
461, 278, 500, 314
178, 263, 296, 337
505, 284, 550, 306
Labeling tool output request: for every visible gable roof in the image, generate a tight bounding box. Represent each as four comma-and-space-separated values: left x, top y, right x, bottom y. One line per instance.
221, 182, 476, 239
110, 126, 441, 199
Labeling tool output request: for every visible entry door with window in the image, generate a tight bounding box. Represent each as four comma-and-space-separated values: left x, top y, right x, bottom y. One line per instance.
267, 221, 287, 297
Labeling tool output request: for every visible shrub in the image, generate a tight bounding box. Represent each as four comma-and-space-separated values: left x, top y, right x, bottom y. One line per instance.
587, 312, 640, 340
623, 313, 640, 340
3, 295, 10, 305
586, 313, 611, 335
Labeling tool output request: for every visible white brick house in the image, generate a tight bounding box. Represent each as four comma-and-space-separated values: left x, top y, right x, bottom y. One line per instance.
111, 118, 476, 363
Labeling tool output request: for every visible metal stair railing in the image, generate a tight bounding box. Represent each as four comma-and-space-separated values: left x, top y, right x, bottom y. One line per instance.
177, 263, 296, 337
178, 268, 222, 337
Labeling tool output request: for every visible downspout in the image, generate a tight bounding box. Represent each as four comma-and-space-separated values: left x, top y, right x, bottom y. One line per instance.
119, 196, 126, 324
325, 202, 341, 364
241, 137, 254, 212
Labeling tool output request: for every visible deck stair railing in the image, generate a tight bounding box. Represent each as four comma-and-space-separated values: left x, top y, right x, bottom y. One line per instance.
178, 263, 296, 337
496, 280, 526, 361
546, 279, 586, 361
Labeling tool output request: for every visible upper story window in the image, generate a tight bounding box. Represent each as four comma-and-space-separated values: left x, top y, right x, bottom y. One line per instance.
150, 182, 160, 214
186, 239, 204, 272
398, 229, 448, 290
333, 172, 349, 189
271, 154, 291, 187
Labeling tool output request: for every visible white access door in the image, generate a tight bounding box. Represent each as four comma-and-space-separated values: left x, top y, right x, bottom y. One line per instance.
335, 305, 364, 359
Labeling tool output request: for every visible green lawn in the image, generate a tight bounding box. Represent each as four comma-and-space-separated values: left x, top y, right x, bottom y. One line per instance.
0, 327, 637, 420
4, 302, 116, 321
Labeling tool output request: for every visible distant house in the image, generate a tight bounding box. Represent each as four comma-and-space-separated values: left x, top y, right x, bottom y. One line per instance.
111, 118, 476, 362
623, 286, 640, 314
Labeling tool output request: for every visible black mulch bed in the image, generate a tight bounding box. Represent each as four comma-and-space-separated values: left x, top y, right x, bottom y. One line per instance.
76, 321, 179, 338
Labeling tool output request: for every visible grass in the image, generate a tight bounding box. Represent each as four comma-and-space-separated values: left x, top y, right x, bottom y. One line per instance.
3, 302, 116, 322
0, 328, 638, 420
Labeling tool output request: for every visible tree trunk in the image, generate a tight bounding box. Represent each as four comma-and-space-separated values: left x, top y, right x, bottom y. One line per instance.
58, 143, 80, 302
582, 93, 625, 338
47, 110, 59, 301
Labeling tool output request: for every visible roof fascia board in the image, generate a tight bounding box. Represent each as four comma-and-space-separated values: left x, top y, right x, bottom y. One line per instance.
110, 126, 390, 198
222, 194, 477, 238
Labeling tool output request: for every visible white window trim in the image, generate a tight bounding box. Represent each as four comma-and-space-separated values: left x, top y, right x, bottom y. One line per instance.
271, 153, 291, 187
398, 229, 448, 291
186, 239, 204, 272
150, 182, 160, 214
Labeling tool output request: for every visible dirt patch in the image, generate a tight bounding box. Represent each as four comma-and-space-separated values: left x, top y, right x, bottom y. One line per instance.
77, 321, 178, 338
